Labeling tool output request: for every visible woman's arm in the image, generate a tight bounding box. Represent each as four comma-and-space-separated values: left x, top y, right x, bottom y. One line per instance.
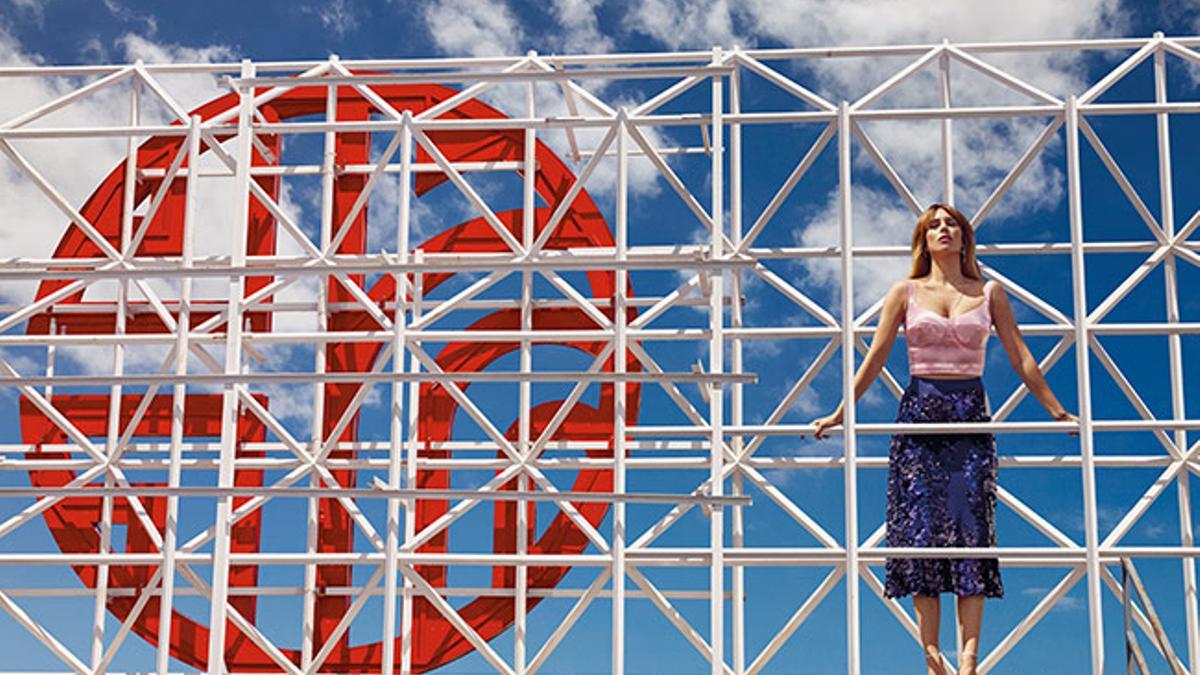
810, 281, 908, 439
990, 285, 1078, 427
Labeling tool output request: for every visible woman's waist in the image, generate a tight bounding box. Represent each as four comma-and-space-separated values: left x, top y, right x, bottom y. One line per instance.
907, 375, 984, 395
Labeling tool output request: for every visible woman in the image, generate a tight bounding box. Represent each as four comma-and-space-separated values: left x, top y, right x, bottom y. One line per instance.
809, 204, 1077, 675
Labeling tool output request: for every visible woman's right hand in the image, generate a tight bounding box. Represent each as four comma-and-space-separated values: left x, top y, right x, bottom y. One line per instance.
809, 411, 843, 440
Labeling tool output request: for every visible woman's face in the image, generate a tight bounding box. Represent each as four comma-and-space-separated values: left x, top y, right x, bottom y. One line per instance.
925, 208, 963, 256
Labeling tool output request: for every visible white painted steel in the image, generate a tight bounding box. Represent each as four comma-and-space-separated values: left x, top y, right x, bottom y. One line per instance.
205, 60, 255, 675
612, 106, 629, 675
1068, 94, 1105, 674
0, 35, 1195, 675
837, 100, 861, 675
709, 46, 727, 675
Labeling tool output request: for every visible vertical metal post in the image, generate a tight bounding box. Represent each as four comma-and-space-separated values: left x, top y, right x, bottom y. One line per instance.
1067, 94, 1104, 675
515, 58, 537, 675
1154, 36, 1199, 672
44, 317, 56, 401
381, 111, 414, 675
157, 115, 201, 674
400, 247, 424, 675
939, 45, 954, 205
838, 99, 860, 675
93, 68, 141, 673
1123, 560, 1135, 675
709, 46, 726, 675
612, 108, 629, 675
303, 69, 338, 670
728, 50, 746, 675
206, 59, 255, 675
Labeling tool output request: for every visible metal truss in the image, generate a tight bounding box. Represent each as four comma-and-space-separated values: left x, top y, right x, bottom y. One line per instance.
0, 33, 1198, 675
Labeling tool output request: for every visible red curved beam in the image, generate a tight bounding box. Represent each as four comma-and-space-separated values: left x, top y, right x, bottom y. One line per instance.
21, 80, 639, 672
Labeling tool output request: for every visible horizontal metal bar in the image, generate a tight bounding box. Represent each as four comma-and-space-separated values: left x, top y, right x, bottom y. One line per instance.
1, 454, 1188, 473
7, 99, 1200, 143
634, 420, 1200, 436
3, 237, 1184, 270
0, 37, 1190, 80
6, 323, 1199, 349
0, 585, 727, 601
0, 370, 757, 387
2, 547, 1198, 567
0, 485, 751, 506
138, 160, 528, 178
0, 254, 758, 280
0, 295, 722, 314
0, 239, 1180, 275
232, 64, 734, 87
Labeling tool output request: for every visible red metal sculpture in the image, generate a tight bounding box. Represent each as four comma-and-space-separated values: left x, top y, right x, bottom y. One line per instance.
20, 80, 639, 671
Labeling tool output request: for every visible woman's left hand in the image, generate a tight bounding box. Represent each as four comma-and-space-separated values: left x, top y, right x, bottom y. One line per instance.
1053, 410, 1079, 435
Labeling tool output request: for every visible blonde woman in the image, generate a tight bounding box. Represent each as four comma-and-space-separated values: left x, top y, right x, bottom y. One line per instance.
810, 204, 1077, 675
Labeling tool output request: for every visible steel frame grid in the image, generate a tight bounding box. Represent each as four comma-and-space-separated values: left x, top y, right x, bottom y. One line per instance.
0, 33, 1196, 675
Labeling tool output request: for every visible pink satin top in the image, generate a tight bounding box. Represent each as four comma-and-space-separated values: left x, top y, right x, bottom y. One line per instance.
904, 279, 995, 377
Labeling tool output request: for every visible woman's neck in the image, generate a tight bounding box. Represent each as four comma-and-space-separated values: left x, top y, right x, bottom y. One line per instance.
926, 251, 964, 285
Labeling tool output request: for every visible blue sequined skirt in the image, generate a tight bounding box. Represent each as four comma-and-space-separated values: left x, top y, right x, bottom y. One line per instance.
884, 376, 1004, 598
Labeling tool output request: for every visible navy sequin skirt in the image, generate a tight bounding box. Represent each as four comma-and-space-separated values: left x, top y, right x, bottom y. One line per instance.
884, 376, 1004, 599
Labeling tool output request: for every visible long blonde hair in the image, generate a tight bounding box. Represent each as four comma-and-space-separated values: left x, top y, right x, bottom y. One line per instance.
909, 203, 982, 280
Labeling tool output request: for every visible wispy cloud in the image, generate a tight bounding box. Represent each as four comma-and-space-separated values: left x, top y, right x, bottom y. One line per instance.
303, 0, 360, 38
423, 0, 524, 58
618, 0, 1127, 307
6, 0, 47, 26
1022, 586, 1084, 611
100, 0, 158, 33
0, 27, 235, 385
419, 0, 675, 199
549, 0, 615, 54
116, 33, 235, 66
623, 0, 740, 50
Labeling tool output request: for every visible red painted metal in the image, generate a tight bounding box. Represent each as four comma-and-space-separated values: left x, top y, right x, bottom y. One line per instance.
19, 80, 638, 671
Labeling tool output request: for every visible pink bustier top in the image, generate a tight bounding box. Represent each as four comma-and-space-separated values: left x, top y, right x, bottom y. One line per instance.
904, 279, 995, 377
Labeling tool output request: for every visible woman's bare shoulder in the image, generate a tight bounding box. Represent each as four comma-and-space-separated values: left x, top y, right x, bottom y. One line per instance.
885, 279, 911, 300
881, 279, 911, 310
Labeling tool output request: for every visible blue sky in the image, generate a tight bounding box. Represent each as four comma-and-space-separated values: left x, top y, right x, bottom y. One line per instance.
0, 0, 1200, 673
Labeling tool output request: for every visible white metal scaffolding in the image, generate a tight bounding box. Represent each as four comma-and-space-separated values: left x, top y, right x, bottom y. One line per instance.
0, 34, 1198, 674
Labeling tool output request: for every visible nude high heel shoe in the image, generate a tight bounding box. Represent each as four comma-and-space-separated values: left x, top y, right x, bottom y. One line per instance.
924, 646, 947, 675
958, 650, 978, 675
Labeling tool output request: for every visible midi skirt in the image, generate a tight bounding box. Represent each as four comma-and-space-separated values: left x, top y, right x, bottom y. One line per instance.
884, 376, 1004, 598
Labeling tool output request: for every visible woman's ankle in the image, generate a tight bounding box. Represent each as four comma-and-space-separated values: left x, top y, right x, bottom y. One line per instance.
923, 645, 946, 674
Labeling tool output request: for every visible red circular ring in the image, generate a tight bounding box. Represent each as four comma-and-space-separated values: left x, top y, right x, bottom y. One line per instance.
20, 80, 639, 672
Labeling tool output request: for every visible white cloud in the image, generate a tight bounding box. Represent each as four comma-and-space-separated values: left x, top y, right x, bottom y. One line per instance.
0, 27, 130, 304
7, 0, 46, 25
423, 0, 524, 58
79, 37, 108, 63
1021, 586, 1083, 611
529, 0, 1129, 306
0, 346, 45, 385
304, 0, 361, 38
420, 0, 674, 201
740, 0, 1124, 48
0, 27, 238, 389
550, 0, 615, 54
793, 186, 913, 308
100, 0, 158, 34
623, 0, 740, 50
116, 33, 234, 69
